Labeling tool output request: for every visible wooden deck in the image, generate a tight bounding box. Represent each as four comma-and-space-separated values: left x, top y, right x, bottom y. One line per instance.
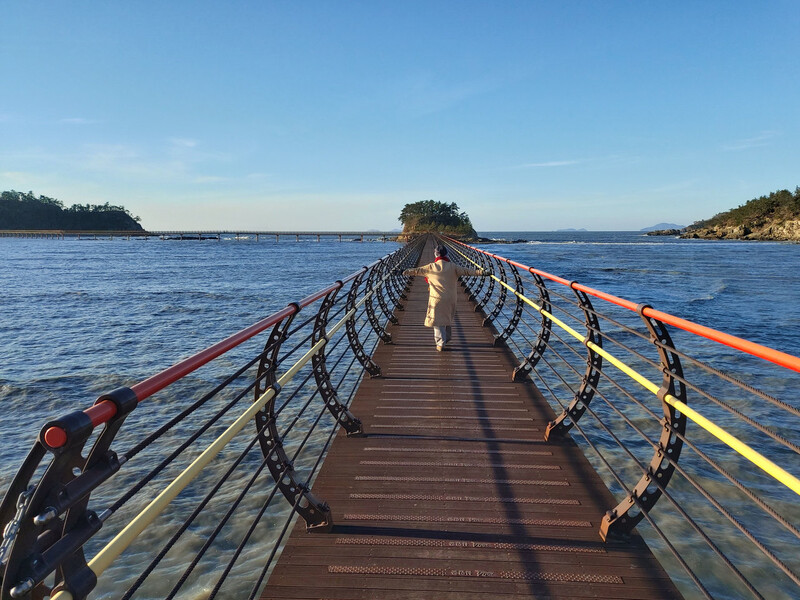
262, 241, 682, 599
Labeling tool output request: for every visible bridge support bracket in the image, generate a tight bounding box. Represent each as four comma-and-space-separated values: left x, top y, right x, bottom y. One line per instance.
482, 257, 508, 328
513, 272, 552, 382
599, 305, 687, 541
254, 311, 335, 532
312, 286, 364, 437
545, 286, 603, 440
0, 387, 137, 600
492, 263, 524, 347
365, 264, 393, 344
346, 268, 382, 378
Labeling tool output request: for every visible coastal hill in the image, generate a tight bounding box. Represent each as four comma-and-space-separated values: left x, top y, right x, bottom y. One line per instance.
398, 200, 478, 239
682, 187, 800, 241
0, 190, 144, 231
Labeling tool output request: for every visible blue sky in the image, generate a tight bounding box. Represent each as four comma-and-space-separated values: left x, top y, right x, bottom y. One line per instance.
2, 2, 798, 231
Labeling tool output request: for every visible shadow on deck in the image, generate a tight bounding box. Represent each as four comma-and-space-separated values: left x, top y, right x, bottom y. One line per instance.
263, 240, 682, 600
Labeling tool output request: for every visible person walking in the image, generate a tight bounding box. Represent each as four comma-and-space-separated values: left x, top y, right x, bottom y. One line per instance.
403, 244, 488, 351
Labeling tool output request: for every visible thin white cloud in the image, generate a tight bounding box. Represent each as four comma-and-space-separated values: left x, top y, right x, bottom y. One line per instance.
519, 160, 581, 168
379, 71, 507, 118
509, 154, 638, 171
722, 131, 780, 151
60, 117, 100, 125
169, 137, 200, 148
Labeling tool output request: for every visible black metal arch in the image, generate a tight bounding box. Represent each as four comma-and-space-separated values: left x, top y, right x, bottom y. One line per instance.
482, 255, 508, 328
345, 268, 382, 378
512, 272, 553, 382
600, 306, 688, 540
364, 263, 393, 344
544, 286, 603, 440
490, 262, 524, 347
254, 312, 334, 532
311, 286, 364, 437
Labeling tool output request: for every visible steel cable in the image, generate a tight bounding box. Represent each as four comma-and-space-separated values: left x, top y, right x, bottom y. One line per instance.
122, 342, 276, 460
210, 352, 366, 599
587, 370, 800, 587
533, 309, 800, 549
529, 323, 788, 595
162, 364, 324, 599
109, 368, 263, 514
246, 358, 366, 600
586, 318, 800, 457
162, 295, 373, 598
529, 366, 717, 600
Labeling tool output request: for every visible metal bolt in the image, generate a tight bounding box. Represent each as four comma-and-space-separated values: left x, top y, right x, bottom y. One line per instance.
33, 507, 58, 526
10, 578, 34, 598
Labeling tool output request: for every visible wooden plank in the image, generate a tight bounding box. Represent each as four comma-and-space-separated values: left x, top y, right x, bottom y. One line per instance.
261, 238, 683, 599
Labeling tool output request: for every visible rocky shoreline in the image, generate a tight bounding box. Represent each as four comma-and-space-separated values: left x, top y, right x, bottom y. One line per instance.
646, 229, 682, 236
679, 220, 800, 241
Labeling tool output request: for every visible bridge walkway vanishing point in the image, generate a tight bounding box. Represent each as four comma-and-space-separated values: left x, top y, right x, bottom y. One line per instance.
263, 239, 682, 599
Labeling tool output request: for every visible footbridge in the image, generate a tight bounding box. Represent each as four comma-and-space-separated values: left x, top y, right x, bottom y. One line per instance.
1, 234, 798, 599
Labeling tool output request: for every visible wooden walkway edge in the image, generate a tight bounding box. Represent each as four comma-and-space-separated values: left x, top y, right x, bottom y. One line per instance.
262, 241, 683, 599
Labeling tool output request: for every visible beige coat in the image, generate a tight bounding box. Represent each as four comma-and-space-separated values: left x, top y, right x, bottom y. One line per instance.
404, 259, 484, 327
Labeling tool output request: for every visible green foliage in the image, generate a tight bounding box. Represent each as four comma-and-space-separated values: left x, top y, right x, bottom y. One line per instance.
687, 187, 800, 230
398, 200, 477, 237
0, 190, 144, 230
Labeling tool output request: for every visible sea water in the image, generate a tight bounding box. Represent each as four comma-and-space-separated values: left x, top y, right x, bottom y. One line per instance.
1, 232, 798, 598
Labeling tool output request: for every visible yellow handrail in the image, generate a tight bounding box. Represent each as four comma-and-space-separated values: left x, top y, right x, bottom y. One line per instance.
446, 241, 800, 498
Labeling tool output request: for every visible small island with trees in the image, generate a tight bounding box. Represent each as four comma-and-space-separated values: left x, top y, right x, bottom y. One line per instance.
0, 190, 144, 231
398, 200, 477, 238
681, 187, 800, 241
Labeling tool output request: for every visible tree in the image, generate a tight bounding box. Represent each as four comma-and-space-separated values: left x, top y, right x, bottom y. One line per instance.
686, 187, 800, 230
0, 190, 145, 230
398, 200, 477, 237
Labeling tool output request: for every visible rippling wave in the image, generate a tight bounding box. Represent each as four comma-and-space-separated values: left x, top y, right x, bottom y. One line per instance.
2, 232, 799, 599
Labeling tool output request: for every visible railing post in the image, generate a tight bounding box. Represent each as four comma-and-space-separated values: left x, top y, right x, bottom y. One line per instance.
491, 262, 524, 347
452, 244, 482, 299
0, 388, 138, 599
513, 272, 553, 381
482, 256, 508, 328
381, 258, 405, 311
473, 252, 495, 314
544, 285, 603, 440
345, 268, 382, 378
599, 304, 688, 540
372, 259, 399, 326
365, 263, 393, 344
385, 250, 409, 303
311, 285, 364, 436
253, 308, 334, 532
467, 250, 489, 300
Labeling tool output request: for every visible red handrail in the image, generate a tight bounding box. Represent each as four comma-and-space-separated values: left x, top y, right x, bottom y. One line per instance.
447, 237, 800, 374
43, 263, 381, 449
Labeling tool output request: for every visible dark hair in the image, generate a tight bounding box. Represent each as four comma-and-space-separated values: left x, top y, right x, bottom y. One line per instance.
435, 245, 448, 257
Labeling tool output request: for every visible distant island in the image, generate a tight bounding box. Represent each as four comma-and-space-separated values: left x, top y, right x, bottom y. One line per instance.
0, 190, 144, 231
641, 222, 685, 232
556, 228, 587, 232
682, 187, 800, 241
399, 200, 479, 239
